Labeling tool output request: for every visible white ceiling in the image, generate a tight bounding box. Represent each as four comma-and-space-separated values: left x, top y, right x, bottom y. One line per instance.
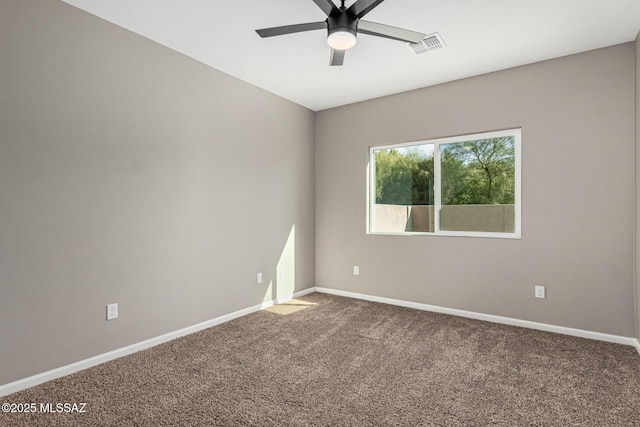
60, 0, 640, 111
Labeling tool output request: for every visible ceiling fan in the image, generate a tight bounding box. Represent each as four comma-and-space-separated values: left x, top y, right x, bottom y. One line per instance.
255, 0, 426, 66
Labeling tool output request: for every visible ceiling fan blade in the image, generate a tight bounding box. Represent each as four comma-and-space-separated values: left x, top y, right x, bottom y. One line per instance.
347, 0, 386, 18
256, 21, 326, 38
313, 0, 340, 16
330, 48, 345, 66
358, 20, 425, 44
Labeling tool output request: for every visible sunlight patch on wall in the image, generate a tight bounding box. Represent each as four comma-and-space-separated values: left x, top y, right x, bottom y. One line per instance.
276, 225, 296, 299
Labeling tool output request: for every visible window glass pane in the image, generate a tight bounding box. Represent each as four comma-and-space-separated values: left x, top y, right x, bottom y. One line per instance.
440, 136, 516, 233
368, 129, 520, 238
372, 144, 434, 232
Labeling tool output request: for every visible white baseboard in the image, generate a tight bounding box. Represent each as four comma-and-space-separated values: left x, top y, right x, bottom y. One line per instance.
0, 287, 315, 397
314, 287, 639, 348
2, 286, 635, 397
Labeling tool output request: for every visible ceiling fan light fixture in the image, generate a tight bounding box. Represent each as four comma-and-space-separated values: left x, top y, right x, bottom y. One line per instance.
327, 30, 357, 50
255, 0, 428, 66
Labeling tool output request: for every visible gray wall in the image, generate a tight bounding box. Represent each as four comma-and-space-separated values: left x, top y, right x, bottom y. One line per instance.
0, 0, 315, 384
316, 44, 636, 337
636, 31, 640, 341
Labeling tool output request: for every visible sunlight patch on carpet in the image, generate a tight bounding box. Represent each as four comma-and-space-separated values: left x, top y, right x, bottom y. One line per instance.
263, 299, 318, 315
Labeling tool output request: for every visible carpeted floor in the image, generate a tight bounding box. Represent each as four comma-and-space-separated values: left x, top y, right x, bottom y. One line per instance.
2, 292, 640, 426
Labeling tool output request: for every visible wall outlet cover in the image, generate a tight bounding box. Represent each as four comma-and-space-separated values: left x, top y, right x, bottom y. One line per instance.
106, 303, 118, 320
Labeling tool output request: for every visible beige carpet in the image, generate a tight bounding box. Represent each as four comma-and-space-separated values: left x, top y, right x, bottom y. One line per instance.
2, 293, 640, 426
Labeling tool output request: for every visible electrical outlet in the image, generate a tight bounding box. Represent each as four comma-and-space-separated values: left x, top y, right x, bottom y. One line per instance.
257, 272, 263, 284
534, 286, 545, 299
353, 266, 359, 276
278, 269, 284, 281
106, 303, 118, 320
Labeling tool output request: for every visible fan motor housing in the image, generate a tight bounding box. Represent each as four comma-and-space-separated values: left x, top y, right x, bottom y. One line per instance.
327, 12, 358, 37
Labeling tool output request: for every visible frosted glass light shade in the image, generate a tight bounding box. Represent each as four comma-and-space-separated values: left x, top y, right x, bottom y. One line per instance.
327, 30, 357, 50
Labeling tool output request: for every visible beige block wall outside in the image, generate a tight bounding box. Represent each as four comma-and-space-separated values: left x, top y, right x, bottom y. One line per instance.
373, 204, 514, 233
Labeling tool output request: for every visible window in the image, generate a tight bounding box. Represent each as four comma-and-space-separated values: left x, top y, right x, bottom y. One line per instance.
368, 128, 521, 238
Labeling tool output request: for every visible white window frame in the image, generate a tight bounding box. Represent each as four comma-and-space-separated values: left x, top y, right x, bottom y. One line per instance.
367, 128, 521, 239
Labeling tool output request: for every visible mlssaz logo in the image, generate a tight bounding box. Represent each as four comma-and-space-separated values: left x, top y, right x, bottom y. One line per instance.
40, 403, 87, 413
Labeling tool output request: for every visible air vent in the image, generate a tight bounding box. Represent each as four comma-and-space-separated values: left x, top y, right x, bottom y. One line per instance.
409, 33, 445, 55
